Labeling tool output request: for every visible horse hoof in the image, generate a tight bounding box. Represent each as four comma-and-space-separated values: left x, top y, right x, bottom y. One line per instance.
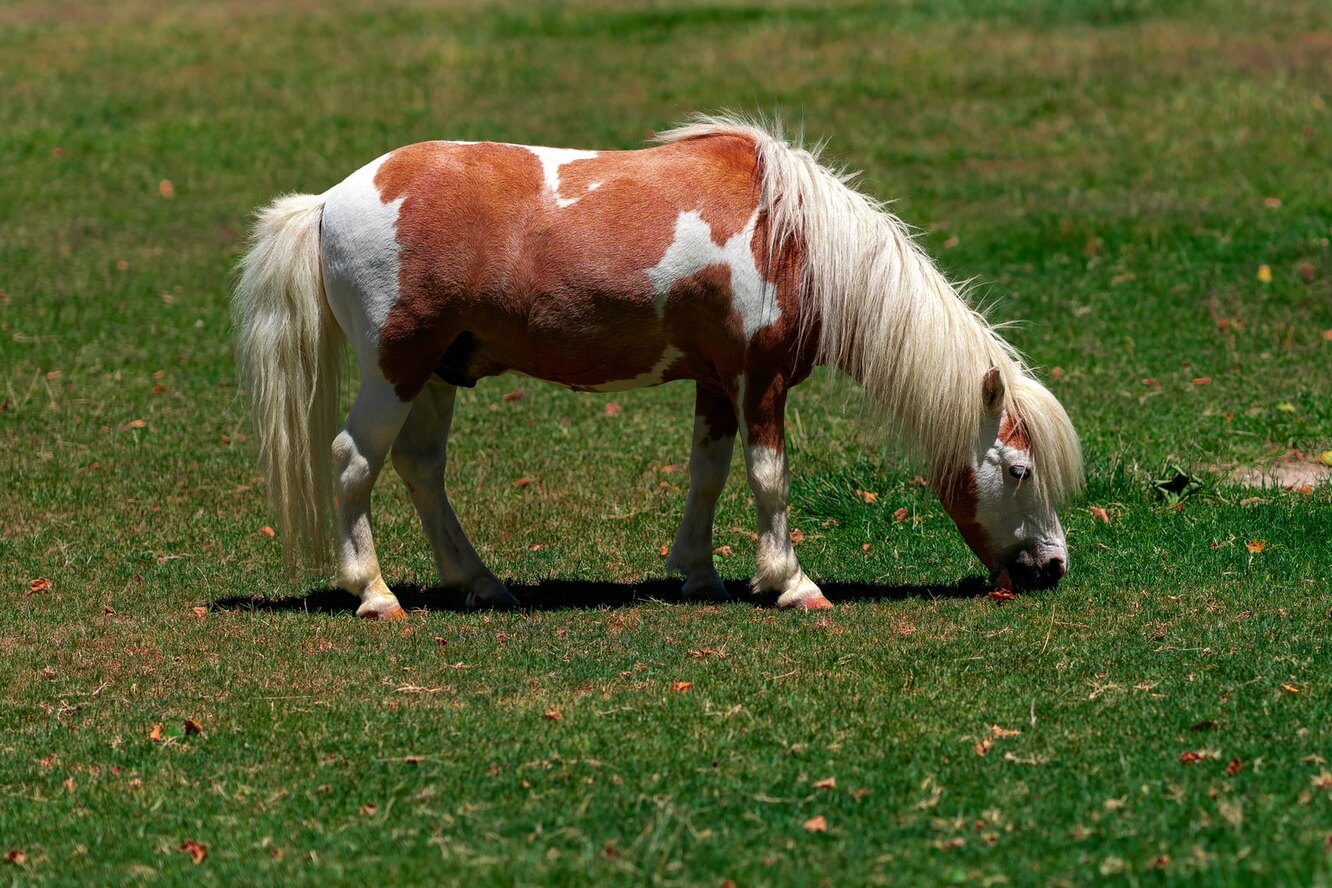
357, 601, 407, 620
465, 578, 519, 609
681, 572, 731, 602
778, 593, 832, 611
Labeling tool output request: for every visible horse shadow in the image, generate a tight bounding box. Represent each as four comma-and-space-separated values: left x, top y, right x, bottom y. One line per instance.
211, 575, 994, 616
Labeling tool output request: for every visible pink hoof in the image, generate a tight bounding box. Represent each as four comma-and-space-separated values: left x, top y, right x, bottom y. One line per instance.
795, 594, 834, 611
358, 602, 407, 621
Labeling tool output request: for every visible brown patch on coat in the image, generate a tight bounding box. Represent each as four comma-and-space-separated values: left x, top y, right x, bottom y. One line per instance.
998, 409, 1031, 452
372, 135, 774, 401
936, 468, 994, 569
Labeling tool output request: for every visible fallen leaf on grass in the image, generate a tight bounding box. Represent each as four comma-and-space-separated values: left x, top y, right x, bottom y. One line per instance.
502, 389, 523, 401
789, 528, 805, 545
1312, 773, 1332, 790
149, 723, 164, 742
974, 737, 993, 757
514, 477, 533, 488
1089, 506, 1110, 524
359, 803, 378, 815
659, 544, 670, 558
543, 709, 562, 722
1256, 264, 1272, 283
803, 815, 828, 833
1179, 750, 1220, 765
1227, 757, 1243, 776
813, 777, 836, 790
527, 543, 546, 551
1246, 540, 1266, 554
988, 589, 1015, 602
258, 526, 275, 539
3, 850, 25, 866
713, 545, 733, 557
861, 543, 871, 554
991, 725, 1021, 738
893, 507, 909, 522
1192, 377, 1212, 386
29, 578, 51, 594
603, 402, 622, 417
178, 840, 206, 864
670, 681, 692, 694
183, 719, 202, 736
1282, 683, 1300, 694
192, 606, 207, 622
854, 489, 878, 504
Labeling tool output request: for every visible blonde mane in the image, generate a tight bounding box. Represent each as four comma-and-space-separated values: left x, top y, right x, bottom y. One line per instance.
657, 114, 1083, 505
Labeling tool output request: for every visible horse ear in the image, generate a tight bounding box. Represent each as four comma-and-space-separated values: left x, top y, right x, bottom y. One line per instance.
981, 367, 1005, 415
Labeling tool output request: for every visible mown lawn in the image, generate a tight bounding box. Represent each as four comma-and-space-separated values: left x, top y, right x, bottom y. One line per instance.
2, 0, 1330, 884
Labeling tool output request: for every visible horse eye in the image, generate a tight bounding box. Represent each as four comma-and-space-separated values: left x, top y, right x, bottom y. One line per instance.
1009, 465, 1031, 481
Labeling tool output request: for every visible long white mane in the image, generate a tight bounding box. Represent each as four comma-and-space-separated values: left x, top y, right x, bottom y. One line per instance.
657, 114, 1083, 505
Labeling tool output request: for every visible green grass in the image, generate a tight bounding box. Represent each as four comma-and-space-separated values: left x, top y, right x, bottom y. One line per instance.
2, 0, 1331, 883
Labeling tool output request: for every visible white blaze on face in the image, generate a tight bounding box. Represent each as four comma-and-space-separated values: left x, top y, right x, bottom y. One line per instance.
646, 209, 778, 339
320, 152, 405, 356
521, 146, 599, 208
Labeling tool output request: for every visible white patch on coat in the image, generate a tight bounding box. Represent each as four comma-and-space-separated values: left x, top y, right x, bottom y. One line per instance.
580, 345, 684, 392
320, 153, 405, 361
521, 146, 599, 208
646, 210, 778, 339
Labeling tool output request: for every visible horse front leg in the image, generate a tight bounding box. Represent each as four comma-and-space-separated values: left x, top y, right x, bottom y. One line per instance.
666, 386, 737, 601
738, 376, 832, 610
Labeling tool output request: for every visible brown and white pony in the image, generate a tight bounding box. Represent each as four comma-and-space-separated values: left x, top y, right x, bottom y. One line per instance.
235, 116, 1082, 619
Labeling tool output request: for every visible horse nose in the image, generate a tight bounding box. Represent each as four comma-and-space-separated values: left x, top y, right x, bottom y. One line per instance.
1042, 554, 1067, 584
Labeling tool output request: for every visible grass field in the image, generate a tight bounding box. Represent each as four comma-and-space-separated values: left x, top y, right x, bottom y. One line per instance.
3, 0, 1331, 883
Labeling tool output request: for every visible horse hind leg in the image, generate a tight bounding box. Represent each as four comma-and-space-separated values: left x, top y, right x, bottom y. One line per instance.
390, 378, 517, 609
333, 374, 413, 619
666, 386, 736, 602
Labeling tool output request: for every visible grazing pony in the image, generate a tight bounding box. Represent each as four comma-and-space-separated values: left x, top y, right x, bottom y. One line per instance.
235, 116, 1082, 619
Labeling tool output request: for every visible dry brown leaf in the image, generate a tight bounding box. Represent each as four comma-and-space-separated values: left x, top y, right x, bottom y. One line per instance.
258, 526, 275, 539
1227, 757, 1242, 776
1282, 683, 1300, 694
543, 709, 562, 722
803, 815, 828, 833
359, 803, 378, 815
514, 477, 533, 488
659, 544, 670, 558
713, 545, 733, 557
183, 719, 202, 736
149, 723, 164, 742
855, 489, 878, 504
192, 606, 207, 622
671, 681, 692, 694
1051, 366, 1065, 380
893, 507, 909, 522
991, 725, 1022, 738
974, 737, 993, 757
3, 850, 26, 866
604, 402, 622, 417
813, 777, 836, 790
1246, 540, 1266, 554
159, 179, 175, 199
502, 389, 523, 401
178, 840, 206, 864
988, 589, 1015, 602
527, 543, 546, 551
789, 528, 805, 545
1089, 506, 1110, 524
1192, 377, 1212, 386
29, 578, 51, 594
861, 543, 871, 554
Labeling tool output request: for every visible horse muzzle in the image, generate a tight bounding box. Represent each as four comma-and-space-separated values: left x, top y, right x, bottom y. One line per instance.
992, 544, 1067, 591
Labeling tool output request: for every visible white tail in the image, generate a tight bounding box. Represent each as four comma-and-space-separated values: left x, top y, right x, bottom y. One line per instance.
234, 194, 342, 572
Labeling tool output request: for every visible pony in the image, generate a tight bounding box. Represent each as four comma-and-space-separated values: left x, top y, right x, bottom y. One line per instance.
234, 115, 1083, 619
